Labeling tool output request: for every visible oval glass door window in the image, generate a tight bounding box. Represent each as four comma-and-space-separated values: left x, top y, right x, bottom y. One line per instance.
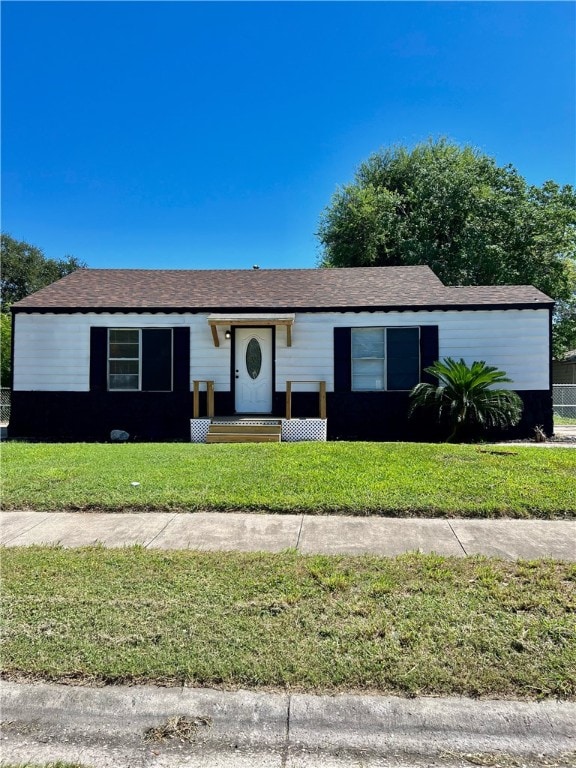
246, 338, 262, 379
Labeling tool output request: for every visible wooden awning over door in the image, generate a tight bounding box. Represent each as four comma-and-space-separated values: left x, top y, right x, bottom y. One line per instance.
207, 313, 295, 347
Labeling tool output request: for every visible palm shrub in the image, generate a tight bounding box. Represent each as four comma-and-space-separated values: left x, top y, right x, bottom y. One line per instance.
409, 358, 523, 443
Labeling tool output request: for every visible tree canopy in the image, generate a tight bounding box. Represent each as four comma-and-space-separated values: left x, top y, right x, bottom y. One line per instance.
1, 233, 86, 310
317, 140, 576, 357
0, 313, 11, 387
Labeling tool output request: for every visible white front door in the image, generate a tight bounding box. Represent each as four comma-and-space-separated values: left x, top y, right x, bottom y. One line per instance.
235, 328, 273, 413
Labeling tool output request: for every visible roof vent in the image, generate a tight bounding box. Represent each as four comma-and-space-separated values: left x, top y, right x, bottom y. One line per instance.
252, 265, 260, 270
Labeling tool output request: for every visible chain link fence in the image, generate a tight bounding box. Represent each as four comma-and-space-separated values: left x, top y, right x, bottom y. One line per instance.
0, 388, 10, 423
553, 385, 576, 419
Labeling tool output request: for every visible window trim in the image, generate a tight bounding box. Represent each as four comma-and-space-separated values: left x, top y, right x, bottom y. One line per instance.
351, 326, 421, 392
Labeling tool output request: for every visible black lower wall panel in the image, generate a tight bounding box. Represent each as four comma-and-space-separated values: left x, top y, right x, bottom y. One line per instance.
9, 391, 193, 442
325, 389, 553, 442
8, 388, 553, 443
484, 390, 554, 441
326, 392, 444, 442
194, 391, 234, 417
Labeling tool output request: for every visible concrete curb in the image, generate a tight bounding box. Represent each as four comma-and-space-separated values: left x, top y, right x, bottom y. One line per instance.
1, 681, 575, 766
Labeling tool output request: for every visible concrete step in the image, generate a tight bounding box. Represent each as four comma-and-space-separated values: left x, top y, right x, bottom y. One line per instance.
206, 432, 281, 443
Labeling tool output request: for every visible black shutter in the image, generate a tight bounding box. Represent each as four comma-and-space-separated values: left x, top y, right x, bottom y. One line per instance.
420, 325, 439, 384
89, 327, 108, 392
142, 329, 172, 391
172, 326, 191, 392
387, 327, 420, 390
334, 327, 352, 392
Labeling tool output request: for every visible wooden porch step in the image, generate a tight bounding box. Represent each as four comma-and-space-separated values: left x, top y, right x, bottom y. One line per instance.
206, 432, 281, 443
206, 421, 282, 443
209, 424, 281, 435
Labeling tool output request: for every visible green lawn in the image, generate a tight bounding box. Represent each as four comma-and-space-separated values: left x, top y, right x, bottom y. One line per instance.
2, 765, 86, 768
3, 547, 575, 699
2, 442, 575, 517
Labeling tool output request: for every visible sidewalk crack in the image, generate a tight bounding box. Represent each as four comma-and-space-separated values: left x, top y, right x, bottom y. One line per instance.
1, 513, 52, 545
448, 520, 468, 556
281, 694, 291, 768
295, 515, 304, 551
144, 513, 180, 548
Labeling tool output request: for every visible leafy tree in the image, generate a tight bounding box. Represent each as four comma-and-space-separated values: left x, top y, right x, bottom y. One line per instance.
552, 258, 576, 358
0, 313, 11, 387
1, 233, 86, 309
317, 139, 576, 356
552, 295, 576, 359
0, 234, 86, 388
409, 358, 523, 443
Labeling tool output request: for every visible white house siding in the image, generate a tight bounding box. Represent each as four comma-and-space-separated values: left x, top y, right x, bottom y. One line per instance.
189, 314, 231, 391
13, 308, 549, 393
13, 313, 190, 392
275, 309, 549, 392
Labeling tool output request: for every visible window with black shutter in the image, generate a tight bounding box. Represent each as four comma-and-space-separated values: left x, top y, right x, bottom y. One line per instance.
350, 327, 420, 391
107, 328, 173, 391
334, 325, 438, 393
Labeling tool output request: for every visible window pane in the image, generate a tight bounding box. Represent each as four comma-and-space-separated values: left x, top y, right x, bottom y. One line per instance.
110, 360, 139, 375
352, 328, 385, 358
109, 329, 140, 391
109, 329, 139, 344
352, 329, 385, 390
109, 343, 139, 359
109, 374, 139, 390
387, 328, 420, 390
246, 338, 262, 379
352, 359, 385, 390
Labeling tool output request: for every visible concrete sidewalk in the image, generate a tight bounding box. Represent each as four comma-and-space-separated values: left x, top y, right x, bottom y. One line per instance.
1, 510, 575, 560
2, 680, 575, 767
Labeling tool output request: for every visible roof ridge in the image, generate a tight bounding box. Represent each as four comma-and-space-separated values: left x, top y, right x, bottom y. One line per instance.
78, 265, 435, 273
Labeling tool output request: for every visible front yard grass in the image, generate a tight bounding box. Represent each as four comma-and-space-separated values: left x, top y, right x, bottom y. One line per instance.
2, 442, 575, 517
2, 547, 575, 699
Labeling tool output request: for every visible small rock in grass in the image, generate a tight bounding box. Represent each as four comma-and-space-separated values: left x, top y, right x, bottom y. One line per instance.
111, 429, 130, 442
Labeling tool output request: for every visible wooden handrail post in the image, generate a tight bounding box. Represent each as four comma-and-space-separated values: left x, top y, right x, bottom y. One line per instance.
285, 380, 327, 419
192, 380, 215, 418
207, 381, 214, 418
319, 381, 326, 420
193, 380, 200, 419
286, 381, 292, 420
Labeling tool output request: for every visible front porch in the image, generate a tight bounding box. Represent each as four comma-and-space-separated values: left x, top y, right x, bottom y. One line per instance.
190, 379, 327, 442
191, 416, 328, 443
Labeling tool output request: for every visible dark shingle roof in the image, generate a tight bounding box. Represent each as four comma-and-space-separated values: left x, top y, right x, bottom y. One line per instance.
13, 266, 553, 311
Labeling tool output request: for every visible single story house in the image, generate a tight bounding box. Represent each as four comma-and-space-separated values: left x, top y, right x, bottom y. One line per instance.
9, 265, 554, 442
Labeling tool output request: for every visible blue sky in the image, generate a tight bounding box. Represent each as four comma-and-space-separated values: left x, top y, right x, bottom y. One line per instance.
2, 1, 575, 270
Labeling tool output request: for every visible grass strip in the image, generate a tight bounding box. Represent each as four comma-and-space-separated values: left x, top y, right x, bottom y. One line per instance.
3, 547, 575, 699
2, 442, 575, 517
554, 416, 576, 426
1, 765, 87, 768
